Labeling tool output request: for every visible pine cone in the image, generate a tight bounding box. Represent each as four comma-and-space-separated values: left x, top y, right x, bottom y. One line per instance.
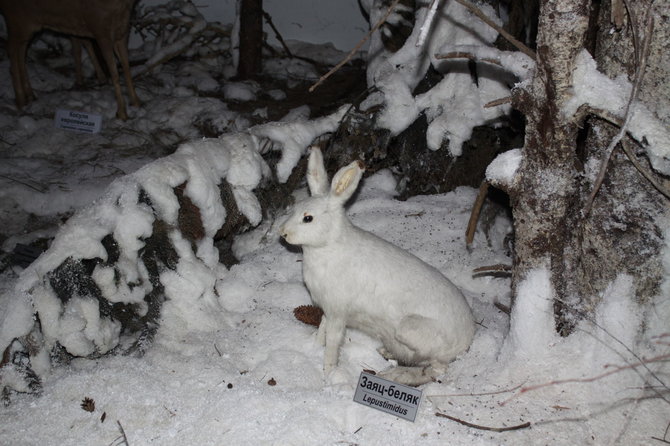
293, 305, 323, 327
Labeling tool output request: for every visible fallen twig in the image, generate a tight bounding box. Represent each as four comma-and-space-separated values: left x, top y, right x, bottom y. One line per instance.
485, 96, 512, 108
494, 302, 511, 314
501, 352, 670, 406
651, 420, 670, 444
428, 382, 525, 399
472, 264, 512, 277
435, 412, 531, 432
0, 174, 48, 193
465, 180, 490, 247
309, 0, 401, 92
110, 420, 130, 446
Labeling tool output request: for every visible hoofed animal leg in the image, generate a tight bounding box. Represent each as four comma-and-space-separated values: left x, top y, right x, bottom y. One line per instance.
114, 39, 140, 107
97, 37, 127, 120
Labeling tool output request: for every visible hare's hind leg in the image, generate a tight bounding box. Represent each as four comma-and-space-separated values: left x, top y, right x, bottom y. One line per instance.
394, 314, 465, 362
377, 315, 457, 386
378, 364, 447, 386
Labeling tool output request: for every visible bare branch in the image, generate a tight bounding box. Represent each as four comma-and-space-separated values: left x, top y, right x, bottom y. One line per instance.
620, 139, 670, 200
651, 420, 670, 444
428, 381, 525, 399
465, 180, 489, 247
584, 7, 655, 215
416, 0, 440, 48
434, 45, 535, 80
309, 0, 401, 92
435, 51, 502, 66
435, 412, 531, 432
472, 264, 512, 276
501, 352, 670, 406
263, 11, 292, 58
452, 0, 535, 59
485, 97, 512, 108
579, 105, 670, 200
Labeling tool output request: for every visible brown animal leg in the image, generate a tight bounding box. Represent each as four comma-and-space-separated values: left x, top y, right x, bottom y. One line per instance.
72, 38, 85, 86
72, 38, 107, 86
84, 40, 107, 83
97, 37, 128, 120
8, 37, 35, 108
114, 39, 140, 107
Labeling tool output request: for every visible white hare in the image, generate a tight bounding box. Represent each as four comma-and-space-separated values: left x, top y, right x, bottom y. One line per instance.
280, 147, 475, 386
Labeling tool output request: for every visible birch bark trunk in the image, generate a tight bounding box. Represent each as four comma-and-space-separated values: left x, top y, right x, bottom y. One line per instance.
510, 0, 668, 334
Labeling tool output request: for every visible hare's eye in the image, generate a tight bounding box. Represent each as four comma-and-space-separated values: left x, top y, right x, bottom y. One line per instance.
302, 215, 313, 223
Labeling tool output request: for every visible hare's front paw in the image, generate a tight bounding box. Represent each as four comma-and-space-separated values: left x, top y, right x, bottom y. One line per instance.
324, 366, 354, 393
323, 356, 339, 376
316, 321, 327, 346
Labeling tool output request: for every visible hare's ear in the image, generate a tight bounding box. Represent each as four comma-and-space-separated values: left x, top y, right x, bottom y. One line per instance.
307, 146, 329, 196
330, 160, 365, 204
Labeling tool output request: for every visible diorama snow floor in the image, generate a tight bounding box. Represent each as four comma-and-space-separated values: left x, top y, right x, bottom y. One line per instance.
0, 50, 667, 446
1, 184, 665, 445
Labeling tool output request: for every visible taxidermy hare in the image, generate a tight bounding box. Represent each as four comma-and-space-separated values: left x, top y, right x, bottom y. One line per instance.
280, 147, 475, 386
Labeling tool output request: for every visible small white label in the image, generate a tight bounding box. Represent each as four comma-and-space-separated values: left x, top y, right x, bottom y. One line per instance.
54, 109, 102, 133
353, 371, 422, 422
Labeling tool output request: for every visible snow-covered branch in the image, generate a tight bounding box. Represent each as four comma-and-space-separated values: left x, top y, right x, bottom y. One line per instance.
132, 0, 230, 77
0, 106, 346, 396
250, 105, 349, 182
435, 45, 535, 81
564, 50, 670, 176
367, 1, 512, 156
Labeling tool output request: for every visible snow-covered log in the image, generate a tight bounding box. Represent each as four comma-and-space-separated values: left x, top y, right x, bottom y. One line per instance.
0, 108, 346, 400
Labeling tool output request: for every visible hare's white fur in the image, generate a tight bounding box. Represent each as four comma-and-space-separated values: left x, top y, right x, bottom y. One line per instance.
280, 147, 475, 385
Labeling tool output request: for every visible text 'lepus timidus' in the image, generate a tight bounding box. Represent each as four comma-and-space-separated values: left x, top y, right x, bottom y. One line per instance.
280, 147, 475, 386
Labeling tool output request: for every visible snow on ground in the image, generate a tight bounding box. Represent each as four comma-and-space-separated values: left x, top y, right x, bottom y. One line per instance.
0, 18, 668, 446
0, 175, 666, 445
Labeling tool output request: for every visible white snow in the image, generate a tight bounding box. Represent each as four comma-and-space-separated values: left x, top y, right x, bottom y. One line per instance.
486, 147, 522, 187
250, 105, 349, 182
369, 1, 513, 156
565, 49, 670, 175
500, 266, 560, 361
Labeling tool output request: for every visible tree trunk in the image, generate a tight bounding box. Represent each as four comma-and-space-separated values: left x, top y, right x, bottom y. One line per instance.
511, 0, 591, 335
576, 0, 668, 307
511, 0, 668, 335
237, 0, 263, 78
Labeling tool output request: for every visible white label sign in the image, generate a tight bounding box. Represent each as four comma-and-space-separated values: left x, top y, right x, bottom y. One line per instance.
353, 371, 422, 422
54, 109, 102, 133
